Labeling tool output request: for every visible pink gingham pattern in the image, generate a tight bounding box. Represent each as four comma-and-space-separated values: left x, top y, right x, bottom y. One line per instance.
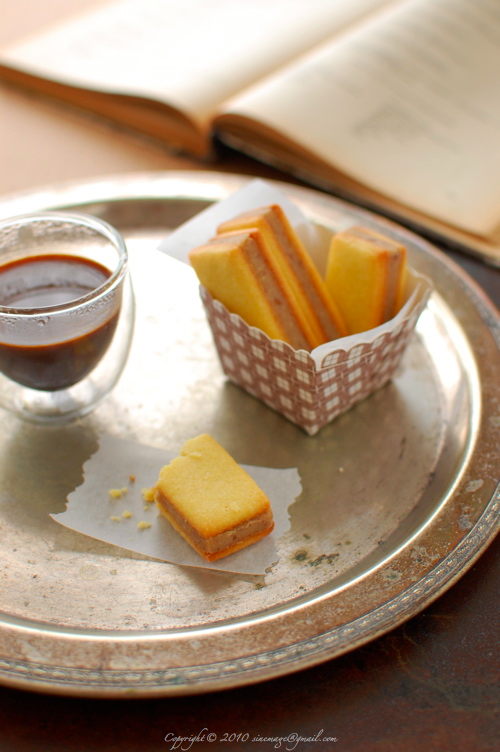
200, 285, 429, 435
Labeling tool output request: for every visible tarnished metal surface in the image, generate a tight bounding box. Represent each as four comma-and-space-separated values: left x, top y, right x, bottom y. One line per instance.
0, 172, 498, 697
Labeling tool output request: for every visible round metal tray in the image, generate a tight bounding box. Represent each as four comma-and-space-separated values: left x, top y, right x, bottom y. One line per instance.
0, 171, 498, 697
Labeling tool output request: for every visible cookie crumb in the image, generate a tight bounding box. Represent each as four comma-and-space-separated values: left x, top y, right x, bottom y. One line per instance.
142, 487, 156, 503
122, 510, 133, 519
137, 521, 152, 530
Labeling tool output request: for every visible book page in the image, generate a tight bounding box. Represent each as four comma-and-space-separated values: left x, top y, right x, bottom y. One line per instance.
221, 0, 500, 235
0, 0, 391, 122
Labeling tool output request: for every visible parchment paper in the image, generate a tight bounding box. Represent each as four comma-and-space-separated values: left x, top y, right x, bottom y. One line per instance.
51, 433, 301, 575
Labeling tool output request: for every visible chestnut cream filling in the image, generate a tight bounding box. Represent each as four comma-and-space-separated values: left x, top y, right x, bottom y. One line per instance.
382, 252, 405, 320
156, 490, 274, 556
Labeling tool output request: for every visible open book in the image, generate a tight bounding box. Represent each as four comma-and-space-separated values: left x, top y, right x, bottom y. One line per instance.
1, 0, 500, 264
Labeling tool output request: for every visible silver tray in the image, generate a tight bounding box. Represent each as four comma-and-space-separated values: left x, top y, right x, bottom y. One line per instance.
0, 171, 498, 698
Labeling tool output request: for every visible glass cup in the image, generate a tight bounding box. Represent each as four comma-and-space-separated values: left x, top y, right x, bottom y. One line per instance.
0, 211, 135, 423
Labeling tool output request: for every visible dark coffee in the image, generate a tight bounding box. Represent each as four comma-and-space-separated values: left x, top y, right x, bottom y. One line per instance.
0, 254, 119, 391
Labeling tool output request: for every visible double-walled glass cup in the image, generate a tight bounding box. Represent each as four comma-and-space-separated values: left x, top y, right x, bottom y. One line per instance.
0, 211, 135, 423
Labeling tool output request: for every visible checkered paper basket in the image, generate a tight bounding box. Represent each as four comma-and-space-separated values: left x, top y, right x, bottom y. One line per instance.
200, 272, 431, 435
